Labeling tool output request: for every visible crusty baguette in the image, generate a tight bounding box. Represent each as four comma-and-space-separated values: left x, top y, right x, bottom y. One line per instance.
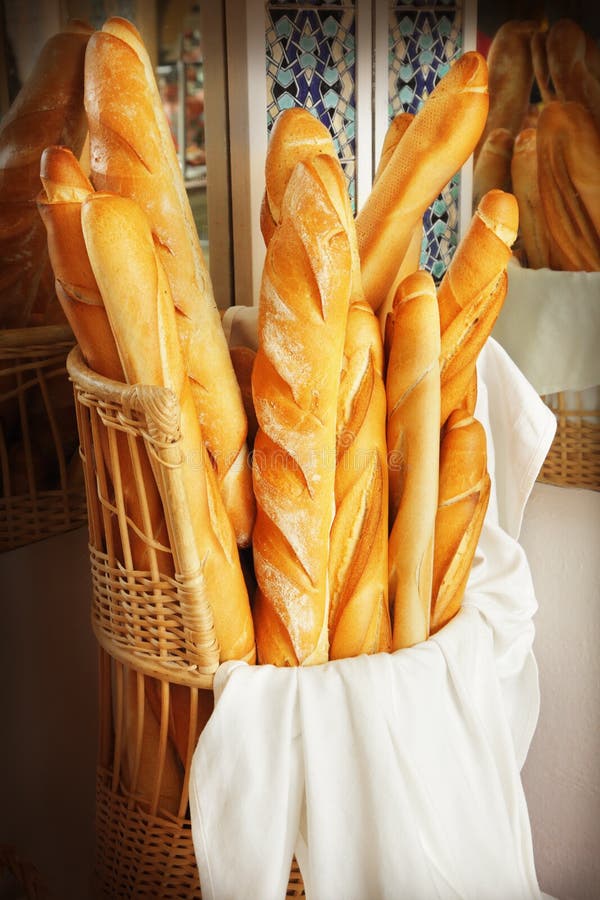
81, 191, 255, 663
437, 189, 518, 333
546, 20, 600, 130
536, 101, 600, 271
373, 111, 414, 183
531, 28, 555, 105
0, 22, 92, 327
356, 51, 489, 312
430, 410, 490, 634
475, 20, 537, 158
437, 190, 517, 426
84, 18, 254, 547
511, 128, 550, 269
259, 109, 390, 660
260, 107, 338, 245
546, 18, 586, 103
37, 145, 172, 574
585, 32, 600, 82
372, 112, 421, 338
229, 345, 259, 450
312, 155, 391, 659
442, 270, 508, 427
386, 271, 440, 650
472, 128, 514, 209
251, 159, 352, 666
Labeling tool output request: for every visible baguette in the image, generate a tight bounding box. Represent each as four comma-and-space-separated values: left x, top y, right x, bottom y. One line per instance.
312, 155, 391, 659
472, 128, 514, 209
372, 112, 421, 338
84, 18, 254, 546
475, 20, 537, 158
373, 112, 414, 183
0, 22, 92, 327
251, 158, 352, 666
37, 145, 171, 574
430, 410, 490, 634
81, 192, 255, 663
260, 108, 337, 245
531, 28, 555, 105
536, 101, 600, 271
260, 109, 390, 658
546, 19, 600, 129
356, 52, 489, 311
437, 190, 517, 425
386, 271, 440, 650
510, 128, 550, 269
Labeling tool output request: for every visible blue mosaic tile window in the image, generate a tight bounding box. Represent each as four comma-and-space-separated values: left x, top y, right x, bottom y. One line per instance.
265, 2, 357, 209
389, 4, 463, 281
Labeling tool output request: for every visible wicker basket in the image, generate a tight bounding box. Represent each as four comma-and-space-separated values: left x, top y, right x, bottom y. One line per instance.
93, 648, 305, 898
66, 344, 256, 688
67, 346, 288, 895
538, 387, 600, 491
0, 845, 52, 900
0, 325, 88, 552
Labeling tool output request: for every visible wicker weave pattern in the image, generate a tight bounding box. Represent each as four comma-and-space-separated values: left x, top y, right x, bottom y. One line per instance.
94, 651, 306, 898
95, 769, 201, 899
0, 845, 52, 900
538, 389, 600, 491
68, 346, 224, 686
0, 325, 87, 552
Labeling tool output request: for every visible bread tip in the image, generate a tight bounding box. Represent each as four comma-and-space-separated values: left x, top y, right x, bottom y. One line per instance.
392, 270, 436, 311
476, 189, 519, 244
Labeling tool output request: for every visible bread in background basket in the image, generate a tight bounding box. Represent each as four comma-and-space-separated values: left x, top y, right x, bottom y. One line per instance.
0, 23, 94, 550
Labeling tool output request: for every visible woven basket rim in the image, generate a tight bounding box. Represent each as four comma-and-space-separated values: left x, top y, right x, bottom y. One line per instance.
0, 323, 74, 351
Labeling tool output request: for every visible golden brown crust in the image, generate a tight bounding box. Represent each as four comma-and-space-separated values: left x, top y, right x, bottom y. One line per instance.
546, 20, 600, 129
511, 128, 550, 269
536, 101, 600, 271
251, 159, 352, 666
258, 113, 390, 661
472, 128, 515, 209
437, 190, 517, 426
373, 112, 414, 183
356, 52, 489, 311
37, 146, 172, 575
476, 20, 537, 158
85, 20, 254, 546
0, 26, 92, 327
437, 189, 518, 332
531, 28, 555, 105
430, 410, 490, 634
81, 191, 255, 662
386, 270, 440, 650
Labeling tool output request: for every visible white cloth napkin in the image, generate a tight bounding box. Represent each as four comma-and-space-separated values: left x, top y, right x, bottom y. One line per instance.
492, 262, 600, 396
190, 329, 556, 900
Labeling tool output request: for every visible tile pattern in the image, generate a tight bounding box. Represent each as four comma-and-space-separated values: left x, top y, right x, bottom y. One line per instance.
265, 3, 357, 208
388, 4, 463, 279
264, 2, 464, 275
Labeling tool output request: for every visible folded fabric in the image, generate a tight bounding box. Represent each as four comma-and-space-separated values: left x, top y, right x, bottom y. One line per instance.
493, 263, 600, 396
190, 329, 556, 900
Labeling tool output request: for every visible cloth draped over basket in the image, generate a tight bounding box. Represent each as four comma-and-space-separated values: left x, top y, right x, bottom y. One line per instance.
188, 319, 556, 900
493, 264, 600, 490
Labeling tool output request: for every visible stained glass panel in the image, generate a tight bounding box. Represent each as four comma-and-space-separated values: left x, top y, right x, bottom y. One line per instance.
265, 3, 357, 208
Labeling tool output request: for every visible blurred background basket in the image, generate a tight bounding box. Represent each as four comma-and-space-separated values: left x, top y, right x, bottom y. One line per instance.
537, 387, 600, 491
0, 324, 87, 553
67, 346, 303, 897
0, 845, 52, 900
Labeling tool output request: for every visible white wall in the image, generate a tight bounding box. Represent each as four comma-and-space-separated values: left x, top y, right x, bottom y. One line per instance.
520, 483, 600, 900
